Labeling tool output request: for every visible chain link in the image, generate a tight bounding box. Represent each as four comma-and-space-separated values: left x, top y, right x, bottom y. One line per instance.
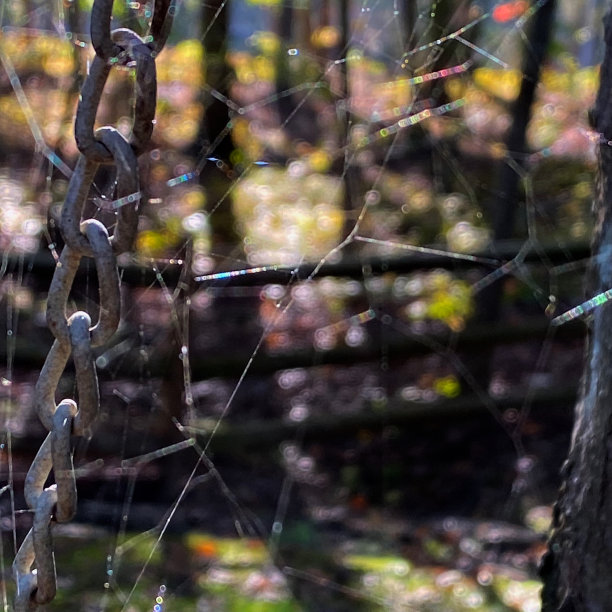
13, 1, 174, 608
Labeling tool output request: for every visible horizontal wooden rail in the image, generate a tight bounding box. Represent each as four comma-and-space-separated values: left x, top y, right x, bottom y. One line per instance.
3, 239, 590, 287
193, 385, 579, 451
7, 384, 579, 456
4, 317, 585, 378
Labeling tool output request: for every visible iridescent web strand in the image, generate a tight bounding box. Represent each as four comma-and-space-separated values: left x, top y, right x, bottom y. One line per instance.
94, 191, 142, 210
455, 35, 509, 68
318, 309, 377, 334
401, 12, 488, 63
167, 171, 197, 187
399, 60, 472, 87
0, 44, 73, 178
354, 236, 501, 265
195, 265, 284, 283
551, 288, 612, 326
356, 98, 466, 147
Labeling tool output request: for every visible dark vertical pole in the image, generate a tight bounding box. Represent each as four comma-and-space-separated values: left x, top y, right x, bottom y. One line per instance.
403, 0, 417, 51
276, 1, 294, 125
479, 0, 556, 321
198, 0, 235, 165
161, 1, 235, 458
493, 0, 556, 241
461, 0, 555, 398
340, 0, 356, 239
188, 0, 236, 241
478, 0, 557, 321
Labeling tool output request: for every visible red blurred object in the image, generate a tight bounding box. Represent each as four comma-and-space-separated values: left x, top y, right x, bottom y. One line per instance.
492, 0, 528, 23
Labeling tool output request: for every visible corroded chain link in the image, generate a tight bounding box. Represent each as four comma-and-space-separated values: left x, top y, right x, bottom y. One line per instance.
13, 1, 173, 608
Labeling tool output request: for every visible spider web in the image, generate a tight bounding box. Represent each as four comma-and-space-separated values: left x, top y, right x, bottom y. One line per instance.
0, 0, 602, 610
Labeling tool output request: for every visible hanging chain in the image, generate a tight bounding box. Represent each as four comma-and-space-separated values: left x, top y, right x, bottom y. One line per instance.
13, 1, 174, 608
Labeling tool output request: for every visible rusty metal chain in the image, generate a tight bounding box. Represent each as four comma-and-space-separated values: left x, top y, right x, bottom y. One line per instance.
13, 1, 174, 608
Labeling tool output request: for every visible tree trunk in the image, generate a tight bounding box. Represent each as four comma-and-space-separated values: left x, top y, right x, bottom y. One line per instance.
476, 0, 556, 323
189, 0, 236, 243
403, 0, 416, 50
200, 0, 234, 163
540, 7, 612, 610
467, 0, 556, 394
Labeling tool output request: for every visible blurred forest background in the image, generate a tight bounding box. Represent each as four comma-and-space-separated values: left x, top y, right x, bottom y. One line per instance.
0, 0, 606, 609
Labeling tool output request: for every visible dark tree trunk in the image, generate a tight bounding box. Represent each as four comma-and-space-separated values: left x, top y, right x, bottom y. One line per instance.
464, 0, 556, 395
339, 0, 357, 238
188, 0, 237, 243
199, 0, 234, 164
540, 8, 612, 610
403, 0, 416, 50
276, 1, 294, 125
477, 0, 556, 322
